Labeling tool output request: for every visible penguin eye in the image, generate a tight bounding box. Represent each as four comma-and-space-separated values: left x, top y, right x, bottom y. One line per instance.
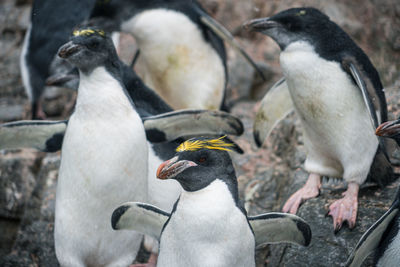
198, 157, 207, 163
88, 40, 99, 50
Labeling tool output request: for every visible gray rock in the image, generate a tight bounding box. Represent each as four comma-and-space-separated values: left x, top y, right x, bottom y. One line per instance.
0, 99, 26, 121
0, 150, 37, 257
1, 154, 60, 267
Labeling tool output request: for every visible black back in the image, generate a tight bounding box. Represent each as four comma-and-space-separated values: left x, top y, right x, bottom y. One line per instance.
27, 0, 96, 103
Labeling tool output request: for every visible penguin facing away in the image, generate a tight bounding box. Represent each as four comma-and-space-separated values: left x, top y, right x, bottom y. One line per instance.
21, 0, 97, 118
91, 0, 264, 110
345, 121, 400, 267
112, 136, 312, 266
244, 7, 393, 232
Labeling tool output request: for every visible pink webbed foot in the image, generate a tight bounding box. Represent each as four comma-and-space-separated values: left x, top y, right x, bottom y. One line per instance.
282, 173, 321, 214
328, 182, 359, 233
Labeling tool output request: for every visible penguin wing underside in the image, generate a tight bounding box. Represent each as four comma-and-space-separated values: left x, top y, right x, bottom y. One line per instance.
253, 78, 294, 147
248, 212, 312, 247
111, 202, 169, 241
196, 7, 265, 80
345, 203, 399, 267
0, 120, 67, 152
143, 109, 244, 143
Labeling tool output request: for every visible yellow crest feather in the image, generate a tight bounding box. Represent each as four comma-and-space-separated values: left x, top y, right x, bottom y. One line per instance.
73, 28, 105, 37
176, 136, 235, 152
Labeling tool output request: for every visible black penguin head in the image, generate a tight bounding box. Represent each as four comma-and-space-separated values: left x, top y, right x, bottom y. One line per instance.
376, 118, 400, 146
244, 7, 331, 50
58, 27, 119, 74
156, 136, 242, 192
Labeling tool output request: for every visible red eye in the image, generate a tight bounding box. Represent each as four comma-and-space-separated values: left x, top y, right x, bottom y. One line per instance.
199, 157, 206, 163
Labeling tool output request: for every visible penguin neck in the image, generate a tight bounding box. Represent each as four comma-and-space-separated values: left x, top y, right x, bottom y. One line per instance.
75, 66, 134, 117
179, 179, 239, 214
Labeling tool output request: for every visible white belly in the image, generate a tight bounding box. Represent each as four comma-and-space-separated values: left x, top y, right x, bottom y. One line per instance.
158, 180, 255, 267
377, 217, 400, 267
122, 9, 225, 110
280, 42, 378, 183
55, 68, 148, 266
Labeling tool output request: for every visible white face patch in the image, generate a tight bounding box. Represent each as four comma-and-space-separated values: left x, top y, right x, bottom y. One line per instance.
122, 8, 225, 110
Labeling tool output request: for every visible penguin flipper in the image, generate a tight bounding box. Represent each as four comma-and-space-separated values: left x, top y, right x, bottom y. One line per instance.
343, 59, 389, 159
345, 201, 400, 267
143, 109, 244, 143
111, 202, 169, 241
248, 212, 312, 247
195, 8, 266, 81
0, 120, 67, 152
253, 78, 294, 147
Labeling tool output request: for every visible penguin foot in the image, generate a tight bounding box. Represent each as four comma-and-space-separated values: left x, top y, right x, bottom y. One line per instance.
130, 253, 157, 267
328, 182, 359, 234
282, 173, 321, 214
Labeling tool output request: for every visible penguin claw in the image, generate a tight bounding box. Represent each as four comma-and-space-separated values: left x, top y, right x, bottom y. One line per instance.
328, 184, 359, 233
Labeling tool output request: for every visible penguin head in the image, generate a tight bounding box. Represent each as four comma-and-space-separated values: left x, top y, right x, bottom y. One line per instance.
58, 27, 118, 74
156, 136, 242, 192
244, 7, 330, 50
376, 118, 400, 146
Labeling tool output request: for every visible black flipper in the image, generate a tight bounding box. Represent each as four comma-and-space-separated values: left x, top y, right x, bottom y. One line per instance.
248, 212, 312, 247
342, 57, 389, 161
111, 202, 170, 241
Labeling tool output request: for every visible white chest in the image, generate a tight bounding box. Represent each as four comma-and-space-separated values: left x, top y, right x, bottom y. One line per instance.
158, 180, 255, 266
121, 8, 225, 109
55, 67, 148, 265
280, 41, 365, 123
59, 68, 148, 199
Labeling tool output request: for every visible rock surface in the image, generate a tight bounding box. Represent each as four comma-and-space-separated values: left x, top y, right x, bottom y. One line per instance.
0, 0, 400, 266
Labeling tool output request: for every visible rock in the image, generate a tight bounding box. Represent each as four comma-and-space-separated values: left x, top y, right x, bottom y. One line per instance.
0, 150, 38, 257
0, 99, 27, 121
1, 154, 60, 267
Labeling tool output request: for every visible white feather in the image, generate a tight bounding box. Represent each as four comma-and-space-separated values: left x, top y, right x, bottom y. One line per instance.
55, 67, 148, 266
20, 24, 33, 101
122, 8, 225, 110
158, 180, 255, 266
280, 41, 378, 184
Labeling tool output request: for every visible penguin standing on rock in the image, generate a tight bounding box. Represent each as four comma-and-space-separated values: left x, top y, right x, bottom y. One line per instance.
112, 136, 312, 267
1, 27, 245, 266
245, 7, 393, 232
91, 0, 264, 110
345, 121, 400, 267
54, 27, 149, 266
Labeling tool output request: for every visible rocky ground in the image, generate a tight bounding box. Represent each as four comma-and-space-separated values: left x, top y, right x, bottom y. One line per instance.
1, 0, 400, 266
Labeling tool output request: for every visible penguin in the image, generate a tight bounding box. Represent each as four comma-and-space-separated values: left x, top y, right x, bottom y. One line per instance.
244, 7, 394, 232
345, 121, 400, 267
90, 0, 265, 110
1, 27, 245, 265
21, 0, 97, 118
51, 27, 150, 266
111, 136, 312, 266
